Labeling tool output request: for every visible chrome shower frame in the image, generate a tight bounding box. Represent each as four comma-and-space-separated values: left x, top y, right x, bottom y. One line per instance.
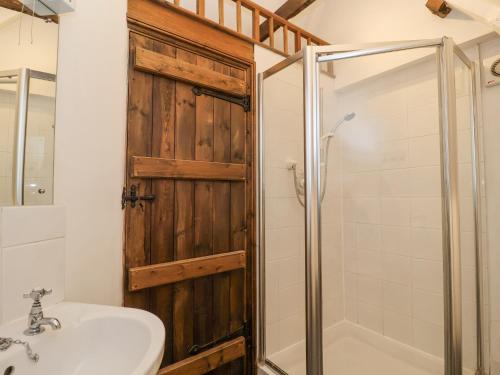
0, 68, 56, 206
257, 37, 486, 375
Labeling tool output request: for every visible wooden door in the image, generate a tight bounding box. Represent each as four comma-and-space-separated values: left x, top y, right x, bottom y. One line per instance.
124, 30, 255, 375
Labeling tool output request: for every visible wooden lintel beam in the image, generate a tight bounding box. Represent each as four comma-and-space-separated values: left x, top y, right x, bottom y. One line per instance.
0, 0, 59, 23
131, 157, 247, 181
158, 337, 246, 375
129, 251, 246, 291
259, 0, 316, 42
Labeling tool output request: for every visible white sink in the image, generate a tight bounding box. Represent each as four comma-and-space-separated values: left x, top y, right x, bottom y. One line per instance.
0, 302, 165, 375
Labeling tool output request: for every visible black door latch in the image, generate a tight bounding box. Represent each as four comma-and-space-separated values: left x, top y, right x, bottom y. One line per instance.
121, 185, 155, 209
192, 86, 251, 112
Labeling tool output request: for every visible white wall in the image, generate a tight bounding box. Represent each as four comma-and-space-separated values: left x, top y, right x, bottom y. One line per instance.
0, 206, 65, 324
292, 0, 494, 89
480, 37, 500, 374
54, 0, 128, 306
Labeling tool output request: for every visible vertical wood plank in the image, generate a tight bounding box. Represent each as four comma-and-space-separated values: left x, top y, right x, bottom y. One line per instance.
268, 17, 274, 49
151, 39, 176, 367
283, 24, 289, 55
295, 31, 302, 52
194, 55, 215, 352
229, 67, 246, 375
197, 0, 205, 17
173, 48, 197, 363
218, 0, 224, 25
252, 8, 260, 42
212, 61, 232, 375
236, 0, 242, 33
125, 33, 154, 311
244, 64, 255, 375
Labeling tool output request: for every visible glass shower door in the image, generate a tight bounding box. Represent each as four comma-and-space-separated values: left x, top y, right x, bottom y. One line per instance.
259, 38, 485, 375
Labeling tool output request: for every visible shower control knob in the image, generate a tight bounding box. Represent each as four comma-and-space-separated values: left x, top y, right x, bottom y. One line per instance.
38, 188, 46, 194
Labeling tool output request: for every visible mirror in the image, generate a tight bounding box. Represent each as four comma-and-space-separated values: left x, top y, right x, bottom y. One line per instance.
0, 3, 58, 206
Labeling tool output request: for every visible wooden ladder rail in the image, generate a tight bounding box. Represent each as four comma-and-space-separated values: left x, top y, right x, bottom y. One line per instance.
168, 0, 329, 57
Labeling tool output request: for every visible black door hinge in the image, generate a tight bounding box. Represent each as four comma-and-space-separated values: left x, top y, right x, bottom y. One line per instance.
193, 86, 251, 112
188, 320, 251, 355
121, 185, 155, 209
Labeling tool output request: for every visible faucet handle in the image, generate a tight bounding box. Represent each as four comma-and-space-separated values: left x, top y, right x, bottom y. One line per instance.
23, 288, 52, 302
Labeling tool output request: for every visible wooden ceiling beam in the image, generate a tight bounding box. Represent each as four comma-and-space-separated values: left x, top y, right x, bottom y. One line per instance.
0, 0, 58, 23
259, 0, 316, 42
426, 0, 452, 18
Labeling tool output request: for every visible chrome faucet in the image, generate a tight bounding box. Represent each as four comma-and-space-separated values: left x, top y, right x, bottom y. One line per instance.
23, 288, 62, 336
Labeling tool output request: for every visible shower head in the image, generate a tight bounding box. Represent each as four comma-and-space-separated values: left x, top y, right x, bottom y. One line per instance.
343, 112, 356, 122
322, 112, 356, 140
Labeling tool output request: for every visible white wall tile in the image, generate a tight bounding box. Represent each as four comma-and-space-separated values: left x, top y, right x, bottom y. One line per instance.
409, 135, 440, 167
410, 197, 442, 228
412, 259, 443, 294
383, 281, 411, 315
357, 275, 382, 307
358, 302, 383, 333
1, 238, 65, 323
0, 206, 65, 247
381, 198, 410, 226
410, 227, 443, 261
384, 310, 412, 345
412, 319, 444, 357
382, 253, 411, 285
381, 226, 410, 255
355, 223, 381, 251
412, 289, 444, 325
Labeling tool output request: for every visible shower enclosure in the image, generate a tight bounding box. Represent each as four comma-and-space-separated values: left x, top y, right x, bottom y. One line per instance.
258, 38, 485, 375
0, 68, 56, 206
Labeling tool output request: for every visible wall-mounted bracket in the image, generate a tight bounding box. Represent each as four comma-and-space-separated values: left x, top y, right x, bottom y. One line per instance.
192, 86, 251, 112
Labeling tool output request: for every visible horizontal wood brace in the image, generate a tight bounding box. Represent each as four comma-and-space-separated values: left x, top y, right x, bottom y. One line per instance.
134, 46, 248, 97
131, 156, 247, 181
158, 337, 246, 375
129, 250, 246, 291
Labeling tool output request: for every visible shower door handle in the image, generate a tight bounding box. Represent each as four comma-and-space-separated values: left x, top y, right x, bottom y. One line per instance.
12, 68, 30, 206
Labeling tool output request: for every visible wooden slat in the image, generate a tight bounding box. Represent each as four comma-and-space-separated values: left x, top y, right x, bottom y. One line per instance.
132, 157, 247, 181
150, 39, 176, 367
252, 8, 260, 40
193, 54, 215, 359
218, 0, 224, 24
158, 337, 246, 375
135, 47, 247, 97
229, 66, 247, 375
172, 48, 196, 363
212, 61, 232, 375
236, 0, 242, 33
295, 30, 302, 52
124, 34, 153, 311
197, 0, 205, 16
268, 17, 274, 48
283, 24, 289, 55
129, 251, 246, 291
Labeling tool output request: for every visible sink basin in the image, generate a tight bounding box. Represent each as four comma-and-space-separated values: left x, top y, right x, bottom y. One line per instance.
0, 302, 165, 375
